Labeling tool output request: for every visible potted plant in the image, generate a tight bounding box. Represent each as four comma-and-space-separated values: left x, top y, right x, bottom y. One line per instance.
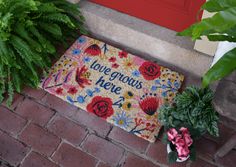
163, 127, 195, 163
158, 86, 219, 162
177, 0, 236, 88
0, 0, 86, 105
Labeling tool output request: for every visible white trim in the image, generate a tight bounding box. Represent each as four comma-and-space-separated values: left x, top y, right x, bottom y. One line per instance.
194, 11, 219, 56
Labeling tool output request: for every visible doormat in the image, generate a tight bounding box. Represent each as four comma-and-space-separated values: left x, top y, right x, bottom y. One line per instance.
40, 35, 184, 142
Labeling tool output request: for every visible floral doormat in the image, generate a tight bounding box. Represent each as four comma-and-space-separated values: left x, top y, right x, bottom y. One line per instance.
40, 35, 184, 142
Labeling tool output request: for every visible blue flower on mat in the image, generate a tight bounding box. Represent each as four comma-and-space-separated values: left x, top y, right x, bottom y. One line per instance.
83, 57, 91, 63
174, 82, 180, 89
162, 91, 167, 97
162, 85, 167, 89
86, 89, 94, 97
167, 80, 172, 86
155, 79, 161, 85
95, 87, 100, 93
78, 36, 86, 43
151, 85, 158, 91
67, 96, 74, 104
77, 96, 85, 103
72, 49, 81, 55
132, 70, 140, 77
112, 111, 133, 129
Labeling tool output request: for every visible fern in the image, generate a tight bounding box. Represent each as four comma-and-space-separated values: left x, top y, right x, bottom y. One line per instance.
0, 0, 86, 106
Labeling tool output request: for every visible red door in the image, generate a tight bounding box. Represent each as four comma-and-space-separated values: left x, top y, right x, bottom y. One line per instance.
90, 0, 206, 32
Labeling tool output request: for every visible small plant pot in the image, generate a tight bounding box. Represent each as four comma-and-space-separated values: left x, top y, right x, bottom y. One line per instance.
167, 144, 189, 162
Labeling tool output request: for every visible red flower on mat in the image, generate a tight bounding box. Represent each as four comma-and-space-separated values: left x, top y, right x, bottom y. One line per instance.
86, 96, 114, 119
139, 61, 161, 80
108, 56, 116, 62
67, 87, 78, 95
139, 97, 160, 116
84, 44, 101, 56
75, 65, 91, 88
118, 51, 128, 58
112, 63, 119, 68
56, 88, 63, 95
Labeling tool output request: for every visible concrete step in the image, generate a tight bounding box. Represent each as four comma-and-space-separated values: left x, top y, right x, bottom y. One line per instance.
79, 0, 213, 77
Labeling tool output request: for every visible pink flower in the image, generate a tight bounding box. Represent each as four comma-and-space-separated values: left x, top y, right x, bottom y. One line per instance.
118, 51, 128, 58
176, 145, 190, 160
55, 88, 63, 95
179, 127, 193, 147
174, 135, 185, 148
180, 127, 190, 135
183, 134, 193, 147
167, 128, 178, 141
109, 57, 116, 62
67, 87, 78, 95
112, 63, 119, 68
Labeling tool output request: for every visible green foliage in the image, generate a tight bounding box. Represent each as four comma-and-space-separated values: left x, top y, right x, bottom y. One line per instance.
0, 0, 86, 105
168, 151, 178, 163
177, 0, 236, 87
158, 86, 219, 137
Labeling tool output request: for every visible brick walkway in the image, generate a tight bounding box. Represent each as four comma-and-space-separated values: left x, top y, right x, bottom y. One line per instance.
0, 87, 235, 167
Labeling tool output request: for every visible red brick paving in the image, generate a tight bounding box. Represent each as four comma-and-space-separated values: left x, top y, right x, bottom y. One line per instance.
1, 93, 24, 110
0, 90, 235, 167
97, 162, 111, 167
0, 106, 27, 136
71, 109, 112, 137
215, 150, 236, 167
146, 140, 168, 164
52, 143, 97, 167
15, 98, 55, 126
108, 127, 149, 153
195, 137, 219, 161
123, 153, 159, 167
41, 94, 78, 117
48, 114, 87, 146
82, 134, 124, 165
19, 123, 61, 156
21, 151, 58, 167
22, 87, 47, 100
0, 132, 29, 166
190, 158, 216, 167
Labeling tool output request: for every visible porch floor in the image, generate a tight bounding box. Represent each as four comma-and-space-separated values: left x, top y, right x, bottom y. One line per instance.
0, 87, 235, 167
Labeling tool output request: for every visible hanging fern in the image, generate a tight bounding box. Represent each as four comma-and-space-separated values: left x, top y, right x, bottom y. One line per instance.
0, 0, 86, 105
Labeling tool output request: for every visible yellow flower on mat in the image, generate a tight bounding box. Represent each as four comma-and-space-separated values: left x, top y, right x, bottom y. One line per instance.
124, 91, 134, 99
122, 101, 132, 111
123, 58, 136, 70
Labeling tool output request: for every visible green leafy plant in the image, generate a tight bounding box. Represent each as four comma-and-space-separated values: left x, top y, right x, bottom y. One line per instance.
0, 0, 86, 105
177, 0, 236, 87
158, 86, 219, 137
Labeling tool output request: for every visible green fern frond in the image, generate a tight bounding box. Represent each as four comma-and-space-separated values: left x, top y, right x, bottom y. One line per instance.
0, 0, 86, 105
40, 13, 75, 28
38, 22, 62, 37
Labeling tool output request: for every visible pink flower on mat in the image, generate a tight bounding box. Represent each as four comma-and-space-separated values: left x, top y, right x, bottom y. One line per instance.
55, 88, 63, 95
67, 87, 78, 95
112, 63, 119, 68
118, 51, 128, 58
109, 57, 116, 62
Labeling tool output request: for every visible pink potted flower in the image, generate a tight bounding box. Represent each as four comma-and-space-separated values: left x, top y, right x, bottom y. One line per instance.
164, 127, 195, 163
